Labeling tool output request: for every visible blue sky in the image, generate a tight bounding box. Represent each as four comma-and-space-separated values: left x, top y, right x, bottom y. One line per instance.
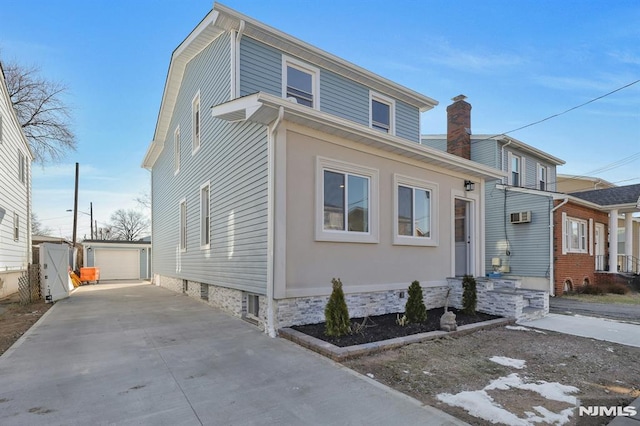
1, 0, 638, 239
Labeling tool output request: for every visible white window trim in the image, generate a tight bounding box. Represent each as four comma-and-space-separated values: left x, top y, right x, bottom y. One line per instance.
537, 162, 547, 191
13, 213, 19, 241
393, 174, 439, 246
174, 126, 181, 175
200, 181, 211, 249
369, 91, 395, 135
18, 151, 26, 184
315, 156, 378, 243
508, 152, 525, 187
179, 198, 187, 252
563, 214, 588, 254
282, 55, 320, 110
192, 91, 201, 154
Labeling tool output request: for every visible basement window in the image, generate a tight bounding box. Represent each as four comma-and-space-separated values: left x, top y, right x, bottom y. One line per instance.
246, 294, 259, 319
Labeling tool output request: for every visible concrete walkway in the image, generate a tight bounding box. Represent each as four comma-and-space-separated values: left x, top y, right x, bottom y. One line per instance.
0, 281, 465, 425
549, 297, 640, 324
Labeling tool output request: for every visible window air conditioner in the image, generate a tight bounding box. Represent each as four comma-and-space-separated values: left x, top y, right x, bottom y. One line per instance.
510, 211, 531, 224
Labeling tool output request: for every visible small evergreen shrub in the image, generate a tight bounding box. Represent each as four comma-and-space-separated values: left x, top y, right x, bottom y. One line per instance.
324, 278, 351, 337
462, 275, 477, 315
405, 280, 427, 323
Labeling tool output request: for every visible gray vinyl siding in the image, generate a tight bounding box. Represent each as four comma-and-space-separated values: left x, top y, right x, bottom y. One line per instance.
470, 139, 499, 168
240, 37, 281, 97
420, 138, 446, 151
320, 69, 369, 125
239, 37, 421, 142
484, 182, 552, 278
152, 32, 269, 295
395, 100, 420, 141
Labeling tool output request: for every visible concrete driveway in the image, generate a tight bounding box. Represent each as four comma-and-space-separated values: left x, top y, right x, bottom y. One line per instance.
550, 297, 640, 324
0, 281, 465, 425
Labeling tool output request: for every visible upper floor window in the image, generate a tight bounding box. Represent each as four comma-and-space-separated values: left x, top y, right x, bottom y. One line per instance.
174, 126, 181, 175
393, 174, 438, 246
283, 56, 319, 109
510, 154, 521, 187
537, 163, 547, 191
370, 92, 395, 134
315, 157, 378, 243
18, 151, 26, 184
564, 216, 587, 253
192, 92, 201, 153
200, 182, 210, 249
13, 213, 19, 241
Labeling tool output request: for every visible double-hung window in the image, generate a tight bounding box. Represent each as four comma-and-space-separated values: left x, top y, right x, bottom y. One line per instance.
200, 182, 210, 249
13, 213, 19, 241
283, 56, 318, 109
316, 157, 378, 243
537, 163, 547, 191
563, 214, 587, 253
18, 151, 26, 184
510, 154, 521, 187
192, 91, 201, 153
174, 126, 181, 175
394, 175, 438, 246
179, 199, 187, 251
370, 92, 395, 134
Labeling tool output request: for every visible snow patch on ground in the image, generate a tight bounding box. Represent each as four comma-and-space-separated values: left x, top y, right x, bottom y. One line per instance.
490, 356, 526, 369
507, 325, 547, 334
437, 373, 580, 425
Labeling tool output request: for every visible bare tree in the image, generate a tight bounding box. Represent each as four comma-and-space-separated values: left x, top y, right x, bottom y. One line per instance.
3, 60, 75, 164
31, 212, 53, 235
135, 190, 151, 210
108, 209, 149, 241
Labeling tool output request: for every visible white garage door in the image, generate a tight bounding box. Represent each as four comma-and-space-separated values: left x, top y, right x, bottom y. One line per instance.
94, 249, 140, 280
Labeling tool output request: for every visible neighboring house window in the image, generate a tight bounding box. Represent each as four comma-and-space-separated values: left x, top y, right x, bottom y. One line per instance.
315, 157, 378, 243
192, 92, 201, 153
537, 163, 547, 191
393, 174, 438, 246
174, 126, 181, 174
18, 151, 26, 184
510, 154, 521, 187
179, 199, 187, 251
283, 56, 319, 109
200, 182, 210, 248
370, 92, 395, 134
564, 216, 587, 253
13, 213, 19, 241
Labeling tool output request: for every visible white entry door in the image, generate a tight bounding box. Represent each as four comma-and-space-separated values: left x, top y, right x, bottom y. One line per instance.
39, 243, 71, 303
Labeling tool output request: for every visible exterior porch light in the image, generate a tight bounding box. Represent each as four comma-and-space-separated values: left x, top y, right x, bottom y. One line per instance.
464, 180, 475, 191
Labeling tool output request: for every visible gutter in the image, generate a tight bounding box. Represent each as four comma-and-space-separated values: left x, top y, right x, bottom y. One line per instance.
265, 106, 284, 337
549, 197, 569, 296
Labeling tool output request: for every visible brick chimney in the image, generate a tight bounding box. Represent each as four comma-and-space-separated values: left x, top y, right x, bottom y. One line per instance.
446, 95, 471, 160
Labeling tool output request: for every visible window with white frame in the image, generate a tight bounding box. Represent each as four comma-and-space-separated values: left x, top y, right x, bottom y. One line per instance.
537, 163, 547, 191
283, 57, 318, 108
18, 151, 26, 184
564, 216, 587, 253
192, 92, 201, 153
200, 182, 210, 248
174, 126, 181, 174
13, 213, 19, 241
510, 154, 521, 187
316, 157, 378, 243
393, 174, 438, 246
179, 199, 187, 251
370, 92, 395, 134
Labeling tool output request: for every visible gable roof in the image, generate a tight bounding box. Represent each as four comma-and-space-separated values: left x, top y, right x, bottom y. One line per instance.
143, 2, 438, 169
570, 183, 640, 212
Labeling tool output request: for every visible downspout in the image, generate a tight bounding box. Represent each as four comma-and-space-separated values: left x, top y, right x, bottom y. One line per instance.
231, 20, 245, 100
265, 106, 284, 337
550, 197, 569, 296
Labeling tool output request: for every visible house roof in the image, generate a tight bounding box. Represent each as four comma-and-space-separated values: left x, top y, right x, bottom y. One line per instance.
421, 134, 565, 166
143, 2, 438, 169
211, 92, 506, 181
569, 183, 640, 212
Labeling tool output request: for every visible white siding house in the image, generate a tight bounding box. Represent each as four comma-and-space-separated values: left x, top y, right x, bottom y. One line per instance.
0, 63, 33, 298
143, 3, 505, 335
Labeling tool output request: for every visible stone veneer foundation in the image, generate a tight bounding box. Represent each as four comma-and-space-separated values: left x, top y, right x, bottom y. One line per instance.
155, 274, 548, 332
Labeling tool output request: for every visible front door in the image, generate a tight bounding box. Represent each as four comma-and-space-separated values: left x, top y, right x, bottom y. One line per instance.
595, 223, 605, 271
455, 199, 472, 276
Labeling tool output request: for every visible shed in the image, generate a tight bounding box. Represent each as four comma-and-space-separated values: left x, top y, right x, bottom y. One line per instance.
82, 240, 151, 280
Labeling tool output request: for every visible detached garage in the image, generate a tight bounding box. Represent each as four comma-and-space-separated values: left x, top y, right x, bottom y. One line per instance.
83, 240, 151, 280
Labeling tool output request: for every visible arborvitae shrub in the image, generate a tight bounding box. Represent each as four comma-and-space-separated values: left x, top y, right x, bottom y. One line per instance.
405, 280, 427, 323
462, 275, 477, 315
324, 278, 351, 337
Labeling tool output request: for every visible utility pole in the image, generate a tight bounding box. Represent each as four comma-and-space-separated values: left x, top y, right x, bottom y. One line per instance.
90, 202, 94, 239
72, 162, 79, 271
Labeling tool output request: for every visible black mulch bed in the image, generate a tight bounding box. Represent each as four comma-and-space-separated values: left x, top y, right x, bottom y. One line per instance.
291, 307, 501, 347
